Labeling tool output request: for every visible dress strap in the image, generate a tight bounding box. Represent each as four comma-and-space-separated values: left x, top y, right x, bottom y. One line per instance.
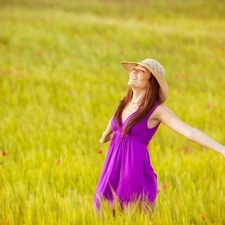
144, 103, 161, 129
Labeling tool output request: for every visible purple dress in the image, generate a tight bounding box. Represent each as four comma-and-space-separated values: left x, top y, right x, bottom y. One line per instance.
94, 104, 160, 209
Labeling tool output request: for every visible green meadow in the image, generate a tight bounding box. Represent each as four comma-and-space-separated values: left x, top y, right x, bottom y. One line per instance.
0, 0, 225, 224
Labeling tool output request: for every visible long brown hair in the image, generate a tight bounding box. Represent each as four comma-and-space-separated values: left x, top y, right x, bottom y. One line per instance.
114, 75, 161, 134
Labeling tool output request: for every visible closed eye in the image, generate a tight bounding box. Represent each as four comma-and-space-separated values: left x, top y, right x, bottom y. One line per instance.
133, 67, 146, 73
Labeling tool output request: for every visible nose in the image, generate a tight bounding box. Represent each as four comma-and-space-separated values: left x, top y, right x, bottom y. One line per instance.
133, 68, 138, 74
130, 70, 136, 77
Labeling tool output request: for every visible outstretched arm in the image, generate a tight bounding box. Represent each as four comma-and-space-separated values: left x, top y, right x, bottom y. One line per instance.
156, 105, 225, 158
99, 118, 113, 143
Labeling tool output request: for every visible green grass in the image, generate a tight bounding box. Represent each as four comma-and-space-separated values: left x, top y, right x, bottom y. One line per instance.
0, 0, 225, 224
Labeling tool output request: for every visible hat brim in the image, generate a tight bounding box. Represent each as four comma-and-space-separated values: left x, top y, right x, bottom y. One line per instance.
121, 61, 168, 103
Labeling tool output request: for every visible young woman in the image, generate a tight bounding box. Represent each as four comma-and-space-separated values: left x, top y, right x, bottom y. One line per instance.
94, 58, 225, 211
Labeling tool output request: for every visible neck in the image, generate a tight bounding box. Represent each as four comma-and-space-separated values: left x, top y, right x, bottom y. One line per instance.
130, 90, 146, 104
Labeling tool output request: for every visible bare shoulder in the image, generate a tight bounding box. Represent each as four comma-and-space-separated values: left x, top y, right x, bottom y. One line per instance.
148, 105, 172, 128
154, 105, 172, 116
152, 105, 175, 122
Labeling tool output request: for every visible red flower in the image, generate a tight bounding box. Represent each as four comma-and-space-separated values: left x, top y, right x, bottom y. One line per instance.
206, 103, 213, 109
8, 70, 14, 75
36, 52, 43, 57
118, 50, 124, 56
183, 146, 193, 154
11, 89, 16, 93
162, 183, 167, 190
56, 159, 60, 165
98, 150, 103, 154
2, 151, 6, 156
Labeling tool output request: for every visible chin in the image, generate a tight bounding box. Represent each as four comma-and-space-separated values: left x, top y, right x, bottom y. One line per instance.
128, 84, 136, 89
128, 80, 134, 85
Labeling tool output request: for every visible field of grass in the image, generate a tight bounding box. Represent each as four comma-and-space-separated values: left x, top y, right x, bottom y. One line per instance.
0, 0, 225, 224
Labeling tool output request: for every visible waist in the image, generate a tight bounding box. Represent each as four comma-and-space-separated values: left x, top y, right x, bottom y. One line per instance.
114, 131, 149, 146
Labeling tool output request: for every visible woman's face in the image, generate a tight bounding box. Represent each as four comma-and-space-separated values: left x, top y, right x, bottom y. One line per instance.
128, 65, 151, 89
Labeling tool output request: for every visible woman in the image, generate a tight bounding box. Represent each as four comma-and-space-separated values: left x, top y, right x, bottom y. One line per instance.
94, 58, 225, 211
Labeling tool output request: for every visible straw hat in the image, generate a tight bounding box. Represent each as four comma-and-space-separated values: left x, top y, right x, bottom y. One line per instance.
121, 58, 168, 103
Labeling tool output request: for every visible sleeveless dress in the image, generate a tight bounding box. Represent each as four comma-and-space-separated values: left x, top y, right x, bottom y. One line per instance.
94, 104, 160, 209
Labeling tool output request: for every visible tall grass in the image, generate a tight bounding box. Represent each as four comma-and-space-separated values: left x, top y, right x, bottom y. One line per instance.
0, 0, 225, 224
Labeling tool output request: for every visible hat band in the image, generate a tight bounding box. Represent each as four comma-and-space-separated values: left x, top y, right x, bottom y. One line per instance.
139, 62, 164, 78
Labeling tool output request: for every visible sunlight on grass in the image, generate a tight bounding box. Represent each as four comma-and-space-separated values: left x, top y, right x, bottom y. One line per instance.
0, 0, 225, 224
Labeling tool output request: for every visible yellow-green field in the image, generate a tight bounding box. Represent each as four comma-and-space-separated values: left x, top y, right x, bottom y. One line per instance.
0, 0, 225, 224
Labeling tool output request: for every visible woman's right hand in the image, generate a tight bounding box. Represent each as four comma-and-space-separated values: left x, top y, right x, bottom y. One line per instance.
99, 132, 112, 143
